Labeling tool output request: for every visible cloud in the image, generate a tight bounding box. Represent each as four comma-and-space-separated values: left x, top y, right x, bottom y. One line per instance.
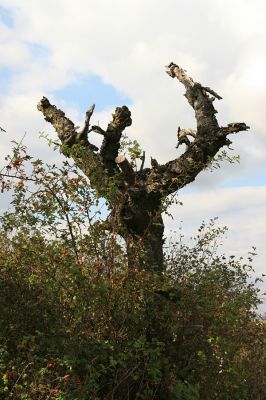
0, 5, 14, 27
0, 0, 265, 308
0, 0, 265, 181
164, 185, 266, 310
164, 185, 266, 271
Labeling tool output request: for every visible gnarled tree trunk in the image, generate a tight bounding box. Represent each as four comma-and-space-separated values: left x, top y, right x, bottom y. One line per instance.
37, 63, 249, 272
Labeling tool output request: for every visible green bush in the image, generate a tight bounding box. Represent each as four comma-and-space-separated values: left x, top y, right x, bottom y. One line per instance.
0, 144, 265, 399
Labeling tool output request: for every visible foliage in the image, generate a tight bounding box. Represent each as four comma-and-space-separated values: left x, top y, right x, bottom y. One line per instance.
0, 142, 265, 399
207, 149, 241, 172
120, 133, 144, 170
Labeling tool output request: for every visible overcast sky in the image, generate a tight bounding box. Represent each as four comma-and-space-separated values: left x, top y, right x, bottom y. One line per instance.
0, 0, 265, 310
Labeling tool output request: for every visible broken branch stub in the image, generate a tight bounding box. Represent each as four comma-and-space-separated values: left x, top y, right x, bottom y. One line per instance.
218, 122, 250, 137
115, 155, 137, 186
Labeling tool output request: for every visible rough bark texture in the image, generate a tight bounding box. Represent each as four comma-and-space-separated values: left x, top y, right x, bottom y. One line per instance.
37, 63, 249, 272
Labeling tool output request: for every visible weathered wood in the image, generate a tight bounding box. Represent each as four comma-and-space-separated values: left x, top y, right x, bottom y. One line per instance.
38, 63, 249, 273
115, 155, 137, 186
138, 63, 249, 196
92, 106, 132, 174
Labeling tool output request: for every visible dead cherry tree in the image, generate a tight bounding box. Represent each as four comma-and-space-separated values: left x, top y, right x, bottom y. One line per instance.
37, 63, 249, 272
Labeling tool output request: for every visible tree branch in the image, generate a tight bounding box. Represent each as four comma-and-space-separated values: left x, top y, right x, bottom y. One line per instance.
139, 151, 146, 171
166, 62, 220, 135
176, 127, 197, 148
218, 122, 250, 137
37, 65, 249, 209
37, 97, 123, 199
92, 106, 132, 174
76, 103, 96, 141
37, 97, 98, 151
138, 63, 249, 196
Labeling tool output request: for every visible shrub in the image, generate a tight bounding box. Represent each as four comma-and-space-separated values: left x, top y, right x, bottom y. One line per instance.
0, 145, 265, 399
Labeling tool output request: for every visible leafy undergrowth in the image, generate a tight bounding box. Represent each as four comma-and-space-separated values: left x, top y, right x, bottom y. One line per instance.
0, 224, 265, 400
0, 143, 265, 399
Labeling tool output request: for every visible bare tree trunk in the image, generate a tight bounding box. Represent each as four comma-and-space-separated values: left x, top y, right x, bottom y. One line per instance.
124, 213, 164, 272
37, 62, 249, 273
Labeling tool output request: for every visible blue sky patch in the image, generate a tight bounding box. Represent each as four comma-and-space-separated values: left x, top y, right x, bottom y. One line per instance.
27, 42, 51, 60
51, 74, 132, 113
0, 6, 14, 28
219, 171, 266, 188
0, 67, 15, 93
178, 169, 265, 195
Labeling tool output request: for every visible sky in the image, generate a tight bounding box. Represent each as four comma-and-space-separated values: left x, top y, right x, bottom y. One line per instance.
0, 0, 265, 310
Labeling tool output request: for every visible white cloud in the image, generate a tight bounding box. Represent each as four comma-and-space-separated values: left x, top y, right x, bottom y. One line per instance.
0, 0, 265, 307
0, 21, 30, 67
164, 186, 266, 310
223, 53, 266, 136
0, 0, 265, 176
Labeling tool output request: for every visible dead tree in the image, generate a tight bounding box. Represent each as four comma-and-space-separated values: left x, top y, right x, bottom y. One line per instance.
37, 63, 249, 273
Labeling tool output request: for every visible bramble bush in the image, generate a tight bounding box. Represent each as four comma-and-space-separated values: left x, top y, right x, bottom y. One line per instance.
0, 141, 265, 399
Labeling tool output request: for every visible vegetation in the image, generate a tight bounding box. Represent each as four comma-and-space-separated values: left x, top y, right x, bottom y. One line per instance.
0, 138, 265, 399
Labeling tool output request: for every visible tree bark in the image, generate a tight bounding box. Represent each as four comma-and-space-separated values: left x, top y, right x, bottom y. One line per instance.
37, 63, 249, 273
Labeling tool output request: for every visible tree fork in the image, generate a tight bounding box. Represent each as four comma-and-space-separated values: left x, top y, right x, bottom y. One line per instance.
38, 63, 249, 273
